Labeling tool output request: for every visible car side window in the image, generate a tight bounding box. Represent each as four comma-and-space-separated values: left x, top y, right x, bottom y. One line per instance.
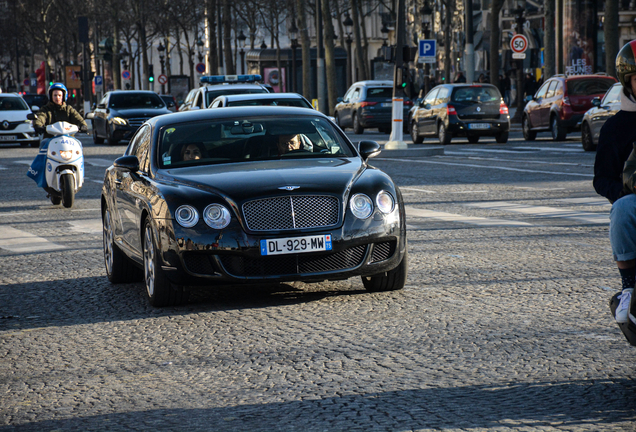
351, 88, 361, 102
602, 84, 622, 105
424, 88, 439, 105
545, 81, 558, 99
343, 88, 354, 102
436, 87, 449, 104
553, 81, 564, 97
136, 127, 152, 173
535, 82, 550, 99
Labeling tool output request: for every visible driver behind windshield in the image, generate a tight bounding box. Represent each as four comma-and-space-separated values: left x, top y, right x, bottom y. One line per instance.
277, 134, 302, 154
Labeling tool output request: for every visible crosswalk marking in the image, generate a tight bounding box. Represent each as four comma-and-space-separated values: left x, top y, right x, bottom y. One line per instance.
69, 219, 102, 234
0, 225, 67, 253
465, 201, 608, 224
85, 158, 115, 167
557, 197, 610, 206
406, 206, 534, 227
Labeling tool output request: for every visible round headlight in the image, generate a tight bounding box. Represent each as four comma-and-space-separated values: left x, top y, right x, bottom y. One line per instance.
175, 205, 199, 228
203, 204, 231, 229
376, 191, 395, 214
350, 193, 373, 219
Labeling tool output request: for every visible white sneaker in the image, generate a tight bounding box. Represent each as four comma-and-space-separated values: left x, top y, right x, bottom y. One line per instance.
616, 288, 634, 323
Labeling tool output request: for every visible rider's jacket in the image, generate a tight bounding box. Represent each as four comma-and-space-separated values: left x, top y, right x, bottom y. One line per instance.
594, 91, 636, 204
34, 102, 87, 139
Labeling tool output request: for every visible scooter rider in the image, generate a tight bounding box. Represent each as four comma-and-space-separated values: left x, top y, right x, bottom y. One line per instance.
34, 83, 88, 140
593, 40, 636, 325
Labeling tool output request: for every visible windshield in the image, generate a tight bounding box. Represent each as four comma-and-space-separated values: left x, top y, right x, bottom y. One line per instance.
158, 116, 354, 168
567, 78, 616, 96
451, 86, 501, 104
205, 88, 268, 106
109, 93, 165, 109
227, 98, 312, 108
0, 97, 29, 111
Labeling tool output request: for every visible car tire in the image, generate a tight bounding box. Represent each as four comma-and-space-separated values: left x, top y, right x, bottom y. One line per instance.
550, 115, 567, 141
411, 122, 423, 144
495, 132, 509, 143
103, 207, 142, 284
581, 122, 596, 151
60, 173, 75, 208
467, 136, 480, 144
522, 116, 536, 141
379, 127, 390, 134
353, 113, 364, 134
107, 127, 119, 146
334, 112, 343, 130
143, 218, 187, 307
93, 123, 104, 144
438, 122, 452, 145
362, 248, 408, 292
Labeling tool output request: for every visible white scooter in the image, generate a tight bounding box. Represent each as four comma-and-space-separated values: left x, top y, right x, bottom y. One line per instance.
27, 121, 84, 208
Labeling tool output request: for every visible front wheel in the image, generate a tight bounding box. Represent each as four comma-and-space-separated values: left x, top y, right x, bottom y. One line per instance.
60, 173, 75, 208
143, 218, 187, 307
411, 122, 423, 144
334, 113, 343, 130
93, 123, 104, 144
581, 122, 596, 151
522, 116, 536, 141
107, 127, 119, 145
362, 248, 408, 292
103, 207, 142, 283
495, 132, 509, 143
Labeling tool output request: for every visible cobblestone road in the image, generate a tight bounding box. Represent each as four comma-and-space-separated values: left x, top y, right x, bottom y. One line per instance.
1, 132, 634, 431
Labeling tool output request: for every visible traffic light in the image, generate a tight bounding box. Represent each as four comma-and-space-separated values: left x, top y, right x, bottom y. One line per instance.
148, 64, 154, 82
48, 72, 55, 86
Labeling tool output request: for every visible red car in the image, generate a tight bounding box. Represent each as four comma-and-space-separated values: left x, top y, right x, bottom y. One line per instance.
522, 74, 617, 141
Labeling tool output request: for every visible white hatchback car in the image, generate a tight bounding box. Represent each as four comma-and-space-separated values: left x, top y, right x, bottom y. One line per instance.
0, 94, 39, 147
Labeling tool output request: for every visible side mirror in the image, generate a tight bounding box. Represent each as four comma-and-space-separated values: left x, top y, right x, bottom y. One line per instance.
97, 103, 106, 109
85, 112, 95, 120
26, 113, 36, 120
424, 103, 432, 109
337, 97, 343, 103
113, 155, 139, 172
418, 100, 425, 107
525, 95, 533, 102
358, 140, 381, 160
30, 106, 40, 112
592, 97, 601, 107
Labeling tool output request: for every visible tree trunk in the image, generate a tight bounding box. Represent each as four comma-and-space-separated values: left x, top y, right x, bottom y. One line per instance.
356, 0, 370, 79
222, 0, 235, 74
543, 0, 555, 78
350, 0, 367, 81
296, 0, 312, 99
207, 0, 219, 76
322, 0, 337, 114
604, 0, 619, 78
444, 0, 452, 82
489, 0, 504, 89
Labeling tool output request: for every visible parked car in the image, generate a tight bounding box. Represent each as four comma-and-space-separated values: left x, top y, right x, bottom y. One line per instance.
209, 92, 313, 109
522, 74, 617, 141
333, 80, 412, 134
21, 94, 49, 112
0, 94, 39, 147
580, 82, 622, 151
179, 74, 270, 111
87, 90, 171, 145
101, 106, 407, 306
409, 83, 510, 144
160, 95, 178, 112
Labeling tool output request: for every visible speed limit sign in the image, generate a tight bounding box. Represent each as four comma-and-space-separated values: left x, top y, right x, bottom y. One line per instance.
510, 34, 528, 54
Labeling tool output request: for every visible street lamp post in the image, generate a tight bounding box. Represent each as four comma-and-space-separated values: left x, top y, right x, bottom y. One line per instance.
157, 42, 165, 94
343, 13, 353, 88
289, 20, 299, 93
421, 2, 433, 94
511, 0, 526, 123
196, 38, 204, 64
238, 30, 247, 75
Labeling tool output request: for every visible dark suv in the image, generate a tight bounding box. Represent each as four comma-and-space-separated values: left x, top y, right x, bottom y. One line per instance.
522, 74, 617, 141
333, 80, 412, 134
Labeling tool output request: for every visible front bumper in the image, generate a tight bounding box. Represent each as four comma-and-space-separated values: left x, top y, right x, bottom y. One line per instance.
448, 116, 510, 136
111, 124, 140, 141
0, 127, 39, 144
153, 209, 406, 286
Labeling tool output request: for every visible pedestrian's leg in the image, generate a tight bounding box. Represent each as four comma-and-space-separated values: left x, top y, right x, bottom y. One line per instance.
610, 195, 636, 322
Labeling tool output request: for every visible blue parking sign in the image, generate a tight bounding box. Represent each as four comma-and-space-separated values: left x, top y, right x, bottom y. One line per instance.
419, 40, 436, 58
94, 75, 103, 86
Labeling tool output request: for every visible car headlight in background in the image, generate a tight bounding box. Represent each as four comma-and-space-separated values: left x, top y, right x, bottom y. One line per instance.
203, 204, 231, 229
350, 193, 373, 219
112, 117, 128, 126
376, 191, 395, 214
175, 205, 199, 227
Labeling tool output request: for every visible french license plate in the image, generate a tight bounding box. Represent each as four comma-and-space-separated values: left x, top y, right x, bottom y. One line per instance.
381, 103, 392, 107
468, 123, 490, 130
0, 135, 16, 141
260, 234, 332, 256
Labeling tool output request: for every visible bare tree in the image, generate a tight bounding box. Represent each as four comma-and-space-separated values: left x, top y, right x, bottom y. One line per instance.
604, 0, 619, 78
489, 0, 505, 90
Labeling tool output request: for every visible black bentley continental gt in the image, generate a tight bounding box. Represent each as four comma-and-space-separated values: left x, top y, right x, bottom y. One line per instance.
102, 106, 407, 306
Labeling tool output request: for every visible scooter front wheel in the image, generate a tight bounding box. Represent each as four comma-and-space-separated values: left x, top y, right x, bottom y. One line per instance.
60, 173, 75, 208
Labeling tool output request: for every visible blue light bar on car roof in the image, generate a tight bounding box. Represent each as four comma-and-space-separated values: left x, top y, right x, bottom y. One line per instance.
200, 74, 263, 84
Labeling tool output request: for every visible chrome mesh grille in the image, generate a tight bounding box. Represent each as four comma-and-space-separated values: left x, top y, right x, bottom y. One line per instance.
243, 196, 339, 231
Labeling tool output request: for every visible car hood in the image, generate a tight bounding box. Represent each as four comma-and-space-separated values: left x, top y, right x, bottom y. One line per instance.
111, 108, 171, 117
158, 158, 364, 202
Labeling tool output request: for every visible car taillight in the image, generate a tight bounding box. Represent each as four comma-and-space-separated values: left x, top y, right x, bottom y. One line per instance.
447, 105, 457, 115
499, 102, 509, 115
563, 96, 571, 106
404, 100, 413, 106
359, 101, 378, 108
